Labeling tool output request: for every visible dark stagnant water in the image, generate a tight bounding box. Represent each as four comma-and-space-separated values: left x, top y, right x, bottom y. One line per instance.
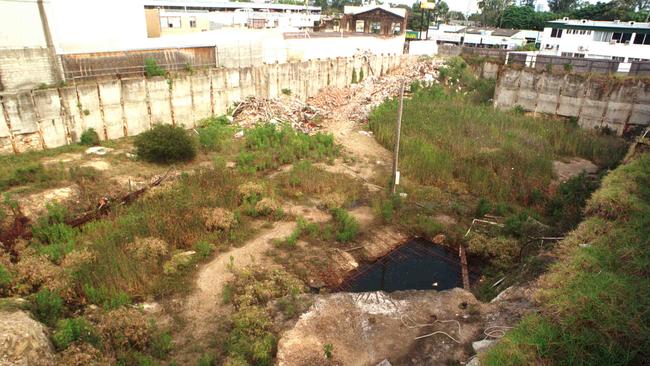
336, 237, 470, 292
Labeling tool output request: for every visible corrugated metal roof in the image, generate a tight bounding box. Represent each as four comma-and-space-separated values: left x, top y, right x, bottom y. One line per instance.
145, 0, 321, 12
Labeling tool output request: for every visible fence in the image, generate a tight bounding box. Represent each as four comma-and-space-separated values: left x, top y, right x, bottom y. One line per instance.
506, 53, 620, 74
629, 61, 650, 76
62, 47, 217, 80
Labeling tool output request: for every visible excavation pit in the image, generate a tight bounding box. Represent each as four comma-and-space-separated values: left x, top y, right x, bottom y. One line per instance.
336, 238, 470, 292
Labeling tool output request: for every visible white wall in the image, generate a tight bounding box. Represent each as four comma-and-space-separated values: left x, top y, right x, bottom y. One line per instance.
285, 36, 405, 61
49, 0, 149, 53
0, 1, 46, 48
409, 40, 438, 56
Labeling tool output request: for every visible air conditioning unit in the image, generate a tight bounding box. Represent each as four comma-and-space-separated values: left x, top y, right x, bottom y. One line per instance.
578, 46, 588, 51
613, 19, 620, 23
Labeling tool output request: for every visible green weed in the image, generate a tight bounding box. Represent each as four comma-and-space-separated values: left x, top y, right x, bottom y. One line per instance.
32, 289, 64, 327
52, 317, 101, 350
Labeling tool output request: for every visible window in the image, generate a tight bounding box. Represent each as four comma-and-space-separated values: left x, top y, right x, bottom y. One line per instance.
612, 32, 632, 43
593, 31, 612, 42
160, 16, 181, 28
189, 16, 197, 28
629, 57, 650, 62
550, 28, 563, 38
633, 33, 650, 45
612, 56, 625, 62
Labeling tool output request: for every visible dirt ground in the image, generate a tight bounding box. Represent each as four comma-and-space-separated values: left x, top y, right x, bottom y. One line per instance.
277, 286, 536, 366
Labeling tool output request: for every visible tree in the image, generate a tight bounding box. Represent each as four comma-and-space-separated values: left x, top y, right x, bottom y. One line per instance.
500, 5, 557, 30
478, 0, 515, 27
433, 1, 449, 22
547, 0, 579, 13
447, 10, 466, 20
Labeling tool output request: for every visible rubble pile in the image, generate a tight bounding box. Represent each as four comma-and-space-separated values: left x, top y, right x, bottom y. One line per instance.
230, 58, 443, 133
232, 96, 322, 134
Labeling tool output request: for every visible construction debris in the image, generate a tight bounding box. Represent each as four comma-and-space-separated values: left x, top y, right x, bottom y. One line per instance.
229, 58, 444, 134
231, 96, 323, 134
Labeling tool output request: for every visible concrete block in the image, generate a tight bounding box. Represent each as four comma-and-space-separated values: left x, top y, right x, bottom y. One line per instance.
0, 137, 14, 155
121, 78, 149, 136
98, 80, 125, 140
171, 76, 194, 128
517, 69, 536, 90
629, 104, 650, 126
76, 84, 105, 139
38, 117, 67, 149
15, 93, 39, 135
33, 89, 67, 148
0, 101, 11, 138
146, 77, 172, 126
538, 74, 563, 93
557, 96, 581, 117
535, 93, 558, 115
59, 87, 83, 142
579, 99, 606, 129
191, 74, 212, 122
516, 90, 537, 111
494, 88, 517, 109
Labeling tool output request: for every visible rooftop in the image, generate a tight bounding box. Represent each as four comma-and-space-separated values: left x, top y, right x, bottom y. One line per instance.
547, 19, 650, 30
343, 5, 407, 18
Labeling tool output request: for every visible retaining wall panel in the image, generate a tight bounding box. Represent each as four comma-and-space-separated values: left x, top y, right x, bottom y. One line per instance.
191, 74, 212, 121
147, 77, 172, 126
76, 84, 104, 138
121, 78, 149, 136
98, 80, 125, 140
171, 76, 194, 128
60, 87, 83, 142
557, 96, 581, 117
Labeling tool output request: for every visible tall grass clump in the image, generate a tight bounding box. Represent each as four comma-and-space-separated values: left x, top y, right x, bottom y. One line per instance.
368, 84, 626, 206
482, 153, 650, 366
197, 116, 233, 152
134, 124, 197, 164
71, 167, 248, 302
237, 123, 338, 173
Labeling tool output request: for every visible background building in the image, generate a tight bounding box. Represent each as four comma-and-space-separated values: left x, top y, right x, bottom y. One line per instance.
341, 5, 407, 36
430, 24, 540, 50
539, 18, 650, 62
144, 0, 322, 37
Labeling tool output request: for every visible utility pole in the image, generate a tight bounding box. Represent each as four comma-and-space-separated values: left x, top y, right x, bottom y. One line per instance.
37, 0, 63, 84
391, 80, 404, 194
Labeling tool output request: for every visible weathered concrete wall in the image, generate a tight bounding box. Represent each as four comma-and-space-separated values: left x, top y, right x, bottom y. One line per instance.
494, 68, 650, 136
0, 54, 406, 154
0, 48, 59, 91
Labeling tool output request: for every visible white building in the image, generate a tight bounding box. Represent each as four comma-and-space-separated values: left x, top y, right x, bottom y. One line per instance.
430, 24, 540, 50
145, 0, 321, 34
539, 18, 650, 62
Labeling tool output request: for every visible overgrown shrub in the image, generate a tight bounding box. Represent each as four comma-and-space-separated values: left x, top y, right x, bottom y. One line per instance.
134, 124, 197, 164
237, 123, 338, 173
227, 307, 276, 366
32, 203, 77, 264
194, 240, 216, 259
52, 318, 101, 351
198, 116, 232, 151
203, 207, 236, 231
125, 237, 169, 264
0, 265, 12, 292
83, 285, 131, 310
467, 234, 520, 271
98, 308, 150, 354
32, 289, 64, 327
546, 173, 598, 232
79, 128, 100, 146
330, 208, 359, 243
144, 58, 165, 78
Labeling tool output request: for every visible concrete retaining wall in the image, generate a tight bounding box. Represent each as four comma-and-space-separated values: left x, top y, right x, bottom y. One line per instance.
0, 54, 405, 154
494, 68, 650, 136
0, 48, 59, 91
